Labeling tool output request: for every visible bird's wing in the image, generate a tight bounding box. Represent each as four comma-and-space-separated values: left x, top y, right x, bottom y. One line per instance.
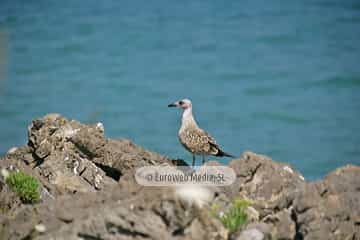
198, 129, 220, 155
199, 129, 235, 158
179, 127, 218, 155
199, 129, 216, 145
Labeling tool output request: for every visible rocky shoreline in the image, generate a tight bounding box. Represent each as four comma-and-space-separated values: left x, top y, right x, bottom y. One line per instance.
0, 114, 359, 240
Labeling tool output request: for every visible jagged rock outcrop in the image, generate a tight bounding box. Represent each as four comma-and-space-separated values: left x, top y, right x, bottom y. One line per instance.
293, 165, 360, 240
0, 114, 359, 240
1, 114, 175, 198
0, 175, 227, 240
223, 152, 305, 239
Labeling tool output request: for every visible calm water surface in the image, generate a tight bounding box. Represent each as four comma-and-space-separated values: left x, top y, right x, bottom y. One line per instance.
0, 0, 359, 180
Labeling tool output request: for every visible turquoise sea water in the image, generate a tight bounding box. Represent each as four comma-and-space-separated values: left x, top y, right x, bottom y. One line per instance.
0, 0, 359, 180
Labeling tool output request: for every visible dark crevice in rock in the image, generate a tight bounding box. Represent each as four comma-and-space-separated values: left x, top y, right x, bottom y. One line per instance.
71, 142, 96, 159
291, 208, 304, 240
21, 235, 32, 240
79, 166, 87, 176
297, 206, 312, 214
32, 119, 45, 130
94, 163, 121, 181
31, 152, 44, 168
77, 233, 104, 240
153, 209, 170, 227
172, 227, 185, 236
82, 177, 94, 187
58, 217, 73, 224
172, 218, 193, 237
286, 199, 294, 209
27, 139, 35, 151
244, 163, 262, 184
105, 222, 150, 238
319, 188, 328, 197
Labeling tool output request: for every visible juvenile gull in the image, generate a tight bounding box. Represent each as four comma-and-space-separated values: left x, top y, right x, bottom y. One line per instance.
168, 99, 235, 166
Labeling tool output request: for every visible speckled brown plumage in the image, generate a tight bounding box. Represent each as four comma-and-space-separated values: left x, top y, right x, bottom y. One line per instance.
178, 127, 219, 156
169, 99, 234, 166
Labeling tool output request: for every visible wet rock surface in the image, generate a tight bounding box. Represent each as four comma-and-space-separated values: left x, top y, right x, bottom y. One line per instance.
0, 114, 359, 240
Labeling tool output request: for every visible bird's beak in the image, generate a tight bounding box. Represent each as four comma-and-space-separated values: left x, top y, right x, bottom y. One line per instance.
168, 102, 178, 107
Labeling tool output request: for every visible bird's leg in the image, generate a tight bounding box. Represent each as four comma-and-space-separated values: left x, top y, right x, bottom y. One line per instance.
202, 155, 206, 165
192, 154, 195, 167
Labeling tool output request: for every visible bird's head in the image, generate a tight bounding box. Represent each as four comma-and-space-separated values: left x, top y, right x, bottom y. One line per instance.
168, 99, 192, 110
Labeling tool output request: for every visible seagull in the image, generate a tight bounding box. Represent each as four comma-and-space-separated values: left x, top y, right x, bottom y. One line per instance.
168, 99, 235, 166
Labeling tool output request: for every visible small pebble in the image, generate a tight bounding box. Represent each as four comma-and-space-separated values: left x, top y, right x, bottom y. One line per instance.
35, 224, 46, 233
1, 168, 9, 179
96, 122, 104, 132
7, 147, 18, 155
283, 166, 294, 174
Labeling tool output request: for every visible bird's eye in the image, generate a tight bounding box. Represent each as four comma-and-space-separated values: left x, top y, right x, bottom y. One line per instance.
179, 101, 184, 105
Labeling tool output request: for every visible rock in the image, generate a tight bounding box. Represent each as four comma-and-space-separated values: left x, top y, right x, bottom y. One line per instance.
262, 208, 295, 239
0, 178, 22, 215
10, 113, 174, 196
34, 224, 46, 233
293, 164, 360, 240
223, 151, 305, 239
6, 147, 18, 155
0, 114, 359, 240
1, 168, 10, 179
227, 152, 305, 217
101, 138, 174, 175
245, 206, 260, 222
25, 114, 114, 194
241, 222, 272, 238
236, 228, 265, 240
68, 121, 106, 159
1, 173, 227, 240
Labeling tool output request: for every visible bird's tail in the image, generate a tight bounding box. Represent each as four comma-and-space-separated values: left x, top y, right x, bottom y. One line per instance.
216, 149, 236, 158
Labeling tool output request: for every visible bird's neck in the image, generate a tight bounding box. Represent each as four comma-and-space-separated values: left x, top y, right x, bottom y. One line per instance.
181, 107, 198, 129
